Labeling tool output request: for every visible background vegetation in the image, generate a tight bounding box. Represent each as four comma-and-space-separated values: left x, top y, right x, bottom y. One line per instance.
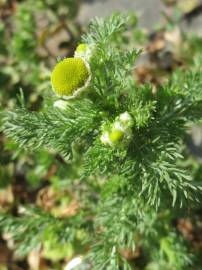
1, 1, 202, 270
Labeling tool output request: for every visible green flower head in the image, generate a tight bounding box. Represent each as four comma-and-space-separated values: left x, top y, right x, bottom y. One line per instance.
51, 57, 90, 98
74, 43, 93, 60
100, 112, 134, 147
76, 43, 88, 54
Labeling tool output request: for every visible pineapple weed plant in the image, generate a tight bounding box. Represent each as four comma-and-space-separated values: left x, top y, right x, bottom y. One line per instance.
1, 13, 202, 270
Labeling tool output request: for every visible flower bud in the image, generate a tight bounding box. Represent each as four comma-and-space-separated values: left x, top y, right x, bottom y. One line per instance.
109, 129, 124, 144
74, 43, 93, 61
53, 100, 68, 110
100, 112, 134, 147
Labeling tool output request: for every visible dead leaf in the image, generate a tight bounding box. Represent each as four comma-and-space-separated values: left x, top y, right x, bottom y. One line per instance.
37, 187, 80, 217
28, 249, 48, 270
0, 185, 14, 211
177, 0, 200, 14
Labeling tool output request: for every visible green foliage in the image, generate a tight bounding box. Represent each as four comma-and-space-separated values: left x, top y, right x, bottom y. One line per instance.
11, 2, 37, 61
1, 98, 101, 157
1, 12, 202, 270
0, 206, 88, 256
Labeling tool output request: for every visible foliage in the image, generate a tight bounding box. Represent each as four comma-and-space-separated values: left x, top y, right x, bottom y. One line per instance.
1, 10, 202, 270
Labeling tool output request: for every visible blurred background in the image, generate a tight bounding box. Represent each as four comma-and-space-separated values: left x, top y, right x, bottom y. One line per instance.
1, 0, 202, 270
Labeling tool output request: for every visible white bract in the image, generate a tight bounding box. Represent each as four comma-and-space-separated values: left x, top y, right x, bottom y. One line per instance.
64, 256, 83, 270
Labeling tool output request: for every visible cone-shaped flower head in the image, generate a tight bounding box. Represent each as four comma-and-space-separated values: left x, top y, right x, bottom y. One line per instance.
51, 57, 90, 97
76, 44, 88, 54
109, 129, 124, 143
100, 112, 134, 147
74, 43, 93, 60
